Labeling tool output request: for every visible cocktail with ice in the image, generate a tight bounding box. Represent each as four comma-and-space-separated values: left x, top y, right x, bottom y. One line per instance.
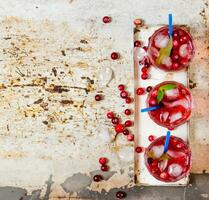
144, 135, 191, 182
147, 26, 194, 71
147, 81, 192, 129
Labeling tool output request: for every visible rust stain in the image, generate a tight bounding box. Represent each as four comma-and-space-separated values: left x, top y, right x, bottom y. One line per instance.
0, 151, 27, 159
45, 84, 69, 93
60, 100, 74, 105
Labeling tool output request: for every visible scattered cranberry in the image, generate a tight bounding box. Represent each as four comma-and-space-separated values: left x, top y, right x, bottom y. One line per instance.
180, 35, 188, 44
111, 52, 119, 60
102, 16, 111, 23
125, 97, 132, 104
116, 191, 126, 199
101, 165, 109, 171
125, 120, 132, 127
115, 124, 124, 133
149, 98, 157, 106
146, 86, 152, 92
127, 134, 134, 141
99, 157, 108, 165
134, 40, 142, 47
112, 117, 119, 125
135, 146, 143, 153
124, 109, 131, 115
141, 73, 149, 80
93, 175, 103, 182
134, 18, 143, 26
95, 94, 102, 101
136, 87, 145, 95
122, 129, 129, 135
148, 135, 155, 142
141, 67, 148, 73
120, 91, 128, 99
118, 84, 125, 91
173, 39, 179, 48
107, 112, 114, 119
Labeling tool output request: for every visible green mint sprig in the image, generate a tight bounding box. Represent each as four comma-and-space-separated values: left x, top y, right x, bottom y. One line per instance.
156, 84, 176, 104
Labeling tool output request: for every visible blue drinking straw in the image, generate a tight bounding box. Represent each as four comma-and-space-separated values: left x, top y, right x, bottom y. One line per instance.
140, 105, 161, 112
164, 131, 171, 153
168, 13, 173, 37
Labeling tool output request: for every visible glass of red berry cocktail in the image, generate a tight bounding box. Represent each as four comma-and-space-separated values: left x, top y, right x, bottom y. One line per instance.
144, 135, 191, 182
147, 26, 194, 71
147, 81, 192, 130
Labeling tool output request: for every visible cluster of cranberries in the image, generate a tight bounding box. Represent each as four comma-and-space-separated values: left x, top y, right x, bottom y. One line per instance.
139, 57, 151, 80
118, 84, 132, 104
99, 157, 109, 172
136, 85, 153, 96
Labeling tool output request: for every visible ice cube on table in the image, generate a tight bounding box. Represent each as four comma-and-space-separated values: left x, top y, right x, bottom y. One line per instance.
151, 145, 164, 158
154, 34, 169, 48
164, 88, 180, 101
162, 57, 172, 67
98, 67, 113, 86
170, 112, 183, 123
179, 44, 192, 58
158, 159, 168, 172
168, 164, 183, 177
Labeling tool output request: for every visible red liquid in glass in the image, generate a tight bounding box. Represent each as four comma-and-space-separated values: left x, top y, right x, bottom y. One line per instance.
147, 81, 192, 129
147, 26, 194, 71
144, 136, 191, 182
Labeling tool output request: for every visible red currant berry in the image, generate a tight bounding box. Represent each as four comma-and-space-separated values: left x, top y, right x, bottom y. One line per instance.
127, 134, 134, 141
115, 124, 124, 133
125, 120, 132, 127
141, 67, 148, 73
107, 112, 114, 119
136, 87, 145, 95
99, 157, 108, 165
112, 117, 119, 125
116, 191, 126, 199
146, 86, 153, 92
122, 129, 129, 135
102, 16, 111, 23
125, 97, 132, 104
111, 52, 119, 60
95, 94, 102, 101
120, 91, 128, 99
141, 73, 149, 80
180, 35, 188, 44
93, 175, 103, 182
134, 40, 142, 47
118, 84, 125, 91
101, 165, 109, 171
135, 146, 143, 153
124, 109, 131, 115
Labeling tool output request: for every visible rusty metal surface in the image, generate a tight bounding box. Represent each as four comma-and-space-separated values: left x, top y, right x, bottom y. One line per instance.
0, 0, 208, 199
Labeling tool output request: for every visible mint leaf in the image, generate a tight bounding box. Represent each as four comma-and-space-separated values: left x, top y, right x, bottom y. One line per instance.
157, 90, 164, 104
156, 37, 173, 65
159, 84, 176, 91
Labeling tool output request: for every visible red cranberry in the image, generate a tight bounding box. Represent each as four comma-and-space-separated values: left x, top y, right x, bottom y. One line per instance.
93, 175, 103, 182
171, 53, 179, 61
173, 39, 179, 49
144, 61, 151, 67
99, 157, 108, 165
160, 172, 168, 179
172, 62, 179, 69
102, 16, 111, 23
180, 35, 188, 44
125, 120, 132, 127
120, 91, 128, 99
151, 90, 158, 98
141, 67, 148, 73
173, 31, 179, 38
125, 97, 132, 104
122, 129, 129, 135
95, 94, 102, 101
118, 84, 125, 91
134, 40, 142, 47
149, 98, 157, 106
101, 165, 109, 171
116, 191, 126, 199
115, 124, 124, 133
136, 87, 145, 95
111, 52, 119, 60
127, 134, 134, 141
146, 86, 153, 92
112, 117, 119, 125
124, 109, 131, 115
141, 73, 149, 80
148, 135, 155, 141
107, 112, 114, 119
135, 146, 143, 153
134, 18, 143, 26
180, 58, 188, 65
